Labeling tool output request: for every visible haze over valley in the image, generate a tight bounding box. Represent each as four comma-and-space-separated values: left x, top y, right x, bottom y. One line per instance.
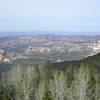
0, 32, 100, 65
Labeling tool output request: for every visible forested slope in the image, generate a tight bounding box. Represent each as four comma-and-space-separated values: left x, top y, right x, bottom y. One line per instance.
52, 53, 100, 71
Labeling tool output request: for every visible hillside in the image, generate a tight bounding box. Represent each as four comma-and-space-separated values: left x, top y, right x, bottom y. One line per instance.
1, 35, 100, 64
1, 52, 100, 75
52, 53, 100, 70
0, 62, 12, 77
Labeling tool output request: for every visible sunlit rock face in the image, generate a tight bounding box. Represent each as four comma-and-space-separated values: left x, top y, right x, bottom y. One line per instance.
88, 40, 100, 54
0, 49, 10, 63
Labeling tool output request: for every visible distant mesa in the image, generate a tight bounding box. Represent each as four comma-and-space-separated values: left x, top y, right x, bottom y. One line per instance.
25, 46, 51, 54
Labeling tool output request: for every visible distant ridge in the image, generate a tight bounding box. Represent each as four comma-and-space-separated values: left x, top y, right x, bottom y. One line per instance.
0, 32, 100, 37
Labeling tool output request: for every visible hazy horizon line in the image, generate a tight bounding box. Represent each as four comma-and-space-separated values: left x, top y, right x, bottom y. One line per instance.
0, 31, 100, 37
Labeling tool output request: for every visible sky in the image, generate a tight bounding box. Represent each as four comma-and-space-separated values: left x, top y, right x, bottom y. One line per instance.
0, 0, 100, 33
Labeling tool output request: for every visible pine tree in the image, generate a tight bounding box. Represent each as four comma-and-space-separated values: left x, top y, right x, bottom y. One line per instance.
65, 64, 74, 87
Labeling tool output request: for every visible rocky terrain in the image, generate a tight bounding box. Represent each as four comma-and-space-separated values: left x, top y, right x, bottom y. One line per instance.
0, 34, 100, 64
0, 49, 10, 63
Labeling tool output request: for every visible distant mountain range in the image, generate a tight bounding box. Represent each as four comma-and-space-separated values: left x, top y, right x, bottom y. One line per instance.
0, 34, 100, 64
0, 32, 100, 37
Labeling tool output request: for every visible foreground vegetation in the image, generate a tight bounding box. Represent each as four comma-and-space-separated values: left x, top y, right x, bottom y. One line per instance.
0, 61, 100, 100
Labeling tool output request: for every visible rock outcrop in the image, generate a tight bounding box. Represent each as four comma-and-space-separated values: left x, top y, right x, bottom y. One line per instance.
0, 49, 10, 63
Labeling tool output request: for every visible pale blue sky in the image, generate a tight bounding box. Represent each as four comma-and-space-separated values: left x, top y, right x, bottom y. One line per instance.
0, 0, 100, 32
